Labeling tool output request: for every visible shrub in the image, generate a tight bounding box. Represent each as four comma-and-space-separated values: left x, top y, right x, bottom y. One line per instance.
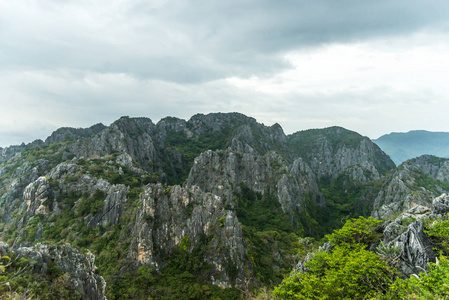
386, 256, 449, 299
273, 243, 395, 299
425, 215, 449, 255
325, 216, 382, 246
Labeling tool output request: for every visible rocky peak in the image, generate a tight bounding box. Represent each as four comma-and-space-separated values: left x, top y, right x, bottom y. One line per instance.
188, 112, 257, 134
407, 155, 449, 183
288, 127, 395, 180
0, 140, 44, 163
45, 123, 107, 145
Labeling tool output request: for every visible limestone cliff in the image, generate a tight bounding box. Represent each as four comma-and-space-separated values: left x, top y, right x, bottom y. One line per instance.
0, 113, 402, 297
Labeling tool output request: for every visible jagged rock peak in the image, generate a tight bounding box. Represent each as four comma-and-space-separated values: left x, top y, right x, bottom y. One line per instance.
45, 123, 107, 145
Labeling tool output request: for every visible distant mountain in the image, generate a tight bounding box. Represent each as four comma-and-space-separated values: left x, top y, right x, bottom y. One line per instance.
373, 130, 449, 165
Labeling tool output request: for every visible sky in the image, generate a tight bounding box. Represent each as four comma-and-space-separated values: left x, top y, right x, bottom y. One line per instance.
1, 0, 449, 147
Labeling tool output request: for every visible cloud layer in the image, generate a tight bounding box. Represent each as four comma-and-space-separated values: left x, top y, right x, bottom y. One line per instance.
1, 0, 449, 146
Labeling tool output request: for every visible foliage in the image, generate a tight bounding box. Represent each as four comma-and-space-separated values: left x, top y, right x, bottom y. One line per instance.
163, 128, 233, 185
108, 235, 242, 300
384, 256, 449, 300
235, 183, 302, 285
412, 169, 449, 195
77, 190, 107, 216
273, 243, 395, 299
376, 241, 401, 265
325, 216, 382, 246
288, 127, 364, 159
0, 253, 85, 299
425, 215, 449, 255
235, 183, 298, 233
318, 174, 382, 234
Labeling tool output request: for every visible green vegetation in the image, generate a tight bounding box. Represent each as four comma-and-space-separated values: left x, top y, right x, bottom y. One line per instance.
0, 254, 86, 299
4, 115, 449, 299
273, 216, 449, 299
234, 183, 303, 286
77, 190, 107, 216
235, 183, 298, 233
273, 243, 395, 299
108, 234, 242, 300
316, 174, 382, 235
384, 256, 449, 299
273, 217, 391, 299
325, 216, 382, 246
288, 127, 364, 160
412, 168, 449, 194
425, 214, 449, 255
163, 128, 233, 184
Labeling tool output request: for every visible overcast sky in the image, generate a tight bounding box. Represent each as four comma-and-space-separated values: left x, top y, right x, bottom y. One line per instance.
1, 0, 449, 147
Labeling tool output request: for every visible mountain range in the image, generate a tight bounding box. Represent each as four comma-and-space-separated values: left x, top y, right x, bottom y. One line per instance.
1, 113, 449, 299
374, 130, 449, 165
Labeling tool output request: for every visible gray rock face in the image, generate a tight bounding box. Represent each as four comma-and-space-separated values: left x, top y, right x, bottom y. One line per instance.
0, 113, 406, 292
3, 155, 250, 288
307, 138, 387, 182
383, 218, 434, 277
68, 117, 157, 173
187, 149, 324, 218
372, 157, 449, 219
295, 194, 449, 280
0, 140, 44, 163
129, 184, 247, 288
0, 242, 106, 300
288, 127, 395, 181
379, 195, 449, 277
379, 198, 449, 278
23, 176, 50, 216
408, 155, 449, 183
433, 193, 449, 215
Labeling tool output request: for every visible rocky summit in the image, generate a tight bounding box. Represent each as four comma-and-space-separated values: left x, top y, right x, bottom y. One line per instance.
1, 113, 449, 299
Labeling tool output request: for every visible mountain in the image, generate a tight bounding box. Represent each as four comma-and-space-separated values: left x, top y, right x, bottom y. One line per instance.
0, 112, 427, 299
372, 154, 449, 219
373, 130, 449, 165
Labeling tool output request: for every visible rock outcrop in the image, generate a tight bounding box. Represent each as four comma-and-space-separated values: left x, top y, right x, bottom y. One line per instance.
187, 148, 324, 218
0, 242, 106, 300
372, 156, 449, 219
129, 184, 246, 287
295, 193, 449, 280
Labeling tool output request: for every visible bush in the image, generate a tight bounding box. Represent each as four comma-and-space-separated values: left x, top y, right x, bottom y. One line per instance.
386, 256, 449, 299
425, 215, 449, 255
273, 243, 395, 299
325, 216, 382, 246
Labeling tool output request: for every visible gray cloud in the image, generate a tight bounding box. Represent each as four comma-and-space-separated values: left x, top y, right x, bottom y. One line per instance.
1, 0, 449, 83
1, 0, 449, 147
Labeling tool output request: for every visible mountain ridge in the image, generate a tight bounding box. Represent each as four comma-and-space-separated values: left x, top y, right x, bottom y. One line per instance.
374, 130, 449, 165
3, 113, 449, 298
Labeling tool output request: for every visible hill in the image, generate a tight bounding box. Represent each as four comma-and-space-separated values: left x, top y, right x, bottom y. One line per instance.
373, 130, 449, 165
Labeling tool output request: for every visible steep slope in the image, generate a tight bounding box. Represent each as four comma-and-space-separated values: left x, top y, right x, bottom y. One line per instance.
374, 130, 449, 165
